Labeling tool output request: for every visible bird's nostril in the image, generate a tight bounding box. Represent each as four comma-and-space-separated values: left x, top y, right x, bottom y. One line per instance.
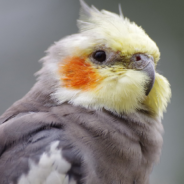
135, 55, 141, 61
129, 54, 152, 70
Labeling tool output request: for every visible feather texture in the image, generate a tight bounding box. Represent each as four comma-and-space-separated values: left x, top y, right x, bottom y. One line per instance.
0, 2, 171, 183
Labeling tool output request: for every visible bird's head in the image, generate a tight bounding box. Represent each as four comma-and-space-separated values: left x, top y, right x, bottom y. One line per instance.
39, 0, 171, 118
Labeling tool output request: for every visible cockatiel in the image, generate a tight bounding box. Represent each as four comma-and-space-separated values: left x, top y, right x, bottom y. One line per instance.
0, 1, 171, 184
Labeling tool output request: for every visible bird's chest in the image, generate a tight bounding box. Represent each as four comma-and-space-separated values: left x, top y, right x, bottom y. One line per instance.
54, 106, 162, 184
77, 133, 150, 184
63, 121, 153, 184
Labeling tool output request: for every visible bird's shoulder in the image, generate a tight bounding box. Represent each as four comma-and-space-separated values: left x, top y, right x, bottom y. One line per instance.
0, 102, 83, 184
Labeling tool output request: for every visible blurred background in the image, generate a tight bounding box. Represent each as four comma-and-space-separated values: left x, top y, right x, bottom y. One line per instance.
0, 0, 183, 183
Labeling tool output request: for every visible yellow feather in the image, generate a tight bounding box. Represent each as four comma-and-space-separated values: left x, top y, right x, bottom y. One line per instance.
78, 5, 160, 64
53, 3, 171, 119
88, 68, 149, 114
144, 73, 171, 117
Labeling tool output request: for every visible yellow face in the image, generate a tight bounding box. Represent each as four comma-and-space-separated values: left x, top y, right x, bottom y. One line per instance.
54, 3, 171, 118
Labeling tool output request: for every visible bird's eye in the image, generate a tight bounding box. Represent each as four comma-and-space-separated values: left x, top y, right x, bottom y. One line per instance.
135, 55, 141, 61
93, 51, 106, 62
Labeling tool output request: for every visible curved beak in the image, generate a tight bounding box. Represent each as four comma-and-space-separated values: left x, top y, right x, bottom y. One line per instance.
129, 54, 155, 96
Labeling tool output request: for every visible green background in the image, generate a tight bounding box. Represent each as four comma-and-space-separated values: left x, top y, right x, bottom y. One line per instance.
0, 0, 183, 183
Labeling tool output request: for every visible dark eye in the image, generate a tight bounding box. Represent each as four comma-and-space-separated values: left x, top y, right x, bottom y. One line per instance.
135, 55, 141, 61
93, 50, 106, 62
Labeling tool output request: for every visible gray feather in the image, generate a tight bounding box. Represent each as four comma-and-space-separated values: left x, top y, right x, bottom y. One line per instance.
0, 84, 163, 184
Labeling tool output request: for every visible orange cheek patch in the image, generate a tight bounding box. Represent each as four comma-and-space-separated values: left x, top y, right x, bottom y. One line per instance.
58, 57, 103, 90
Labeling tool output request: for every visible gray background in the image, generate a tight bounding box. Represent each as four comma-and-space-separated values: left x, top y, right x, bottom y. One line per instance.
0, 0, 183, 183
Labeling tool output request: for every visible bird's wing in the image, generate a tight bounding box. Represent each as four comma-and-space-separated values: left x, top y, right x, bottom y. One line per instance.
0, 111, 82, 184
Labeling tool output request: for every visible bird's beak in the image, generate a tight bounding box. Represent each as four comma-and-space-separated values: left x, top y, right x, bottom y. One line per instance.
129, 54, 155, 96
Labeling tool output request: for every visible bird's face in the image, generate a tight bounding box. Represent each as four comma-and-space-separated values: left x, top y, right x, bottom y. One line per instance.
43, 2, 171, 118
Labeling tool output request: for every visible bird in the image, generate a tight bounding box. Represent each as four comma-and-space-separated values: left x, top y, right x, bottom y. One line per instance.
0, 0, 171, 184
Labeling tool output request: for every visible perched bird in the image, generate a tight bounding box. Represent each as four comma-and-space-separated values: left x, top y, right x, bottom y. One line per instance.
0, 1, 171, 184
